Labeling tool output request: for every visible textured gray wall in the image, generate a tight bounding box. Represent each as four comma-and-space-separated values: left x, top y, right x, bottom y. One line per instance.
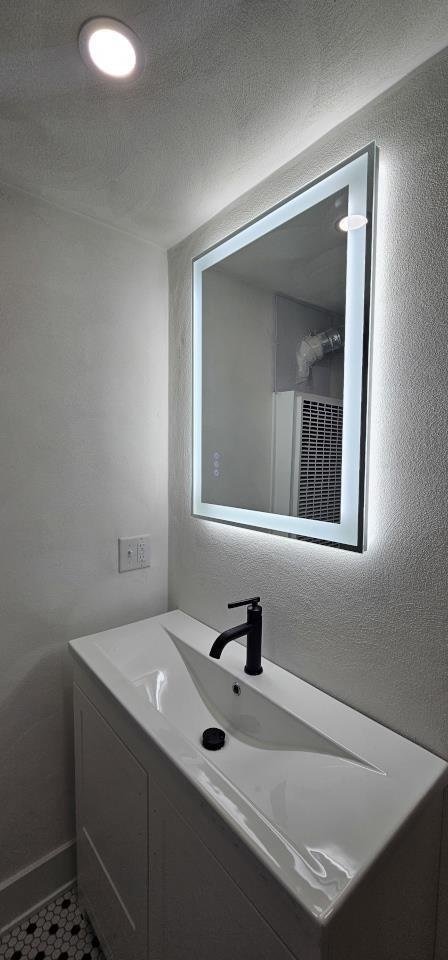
0, 187, 168, 886
168, 49, 448, 758
169, 55, 448, 949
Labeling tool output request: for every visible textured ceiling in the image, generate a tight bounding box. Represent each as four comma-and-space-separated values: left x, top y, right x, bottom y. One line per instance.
0, 1, 447, 248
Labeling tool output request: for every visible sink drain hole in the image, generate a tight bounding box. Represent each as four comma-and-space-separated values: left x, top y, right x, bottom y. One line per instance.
202, 727, 226, 751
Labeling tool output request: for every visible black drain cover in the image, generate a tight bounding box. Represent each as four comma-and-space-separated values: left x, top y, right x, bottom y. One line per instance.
202, 727, 226, 751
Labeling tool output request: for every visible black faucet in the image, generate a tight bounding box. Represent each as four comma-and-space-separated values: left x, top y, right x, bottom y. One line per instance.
209, 597, 263, 675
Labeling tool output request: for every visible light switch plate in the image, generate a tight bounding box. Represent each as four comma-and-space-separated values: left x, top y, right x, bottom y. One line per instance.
118, 535, 151, 572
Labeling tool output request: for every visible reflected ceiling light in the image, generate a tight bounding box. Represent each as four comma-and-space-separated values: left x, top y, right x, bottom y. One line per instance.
78, 17, 143, 79
337, 214, 368, 232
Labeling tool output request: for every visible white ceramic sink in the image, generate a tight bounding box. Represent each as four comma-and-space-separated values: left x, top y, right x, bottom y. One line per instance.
69, 609, 447, 923
136, 627, 374, 762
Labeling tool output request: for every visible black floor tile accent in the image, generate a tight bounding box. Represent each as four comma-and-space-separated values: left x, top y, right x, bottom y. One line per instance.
0, 885, 105, 960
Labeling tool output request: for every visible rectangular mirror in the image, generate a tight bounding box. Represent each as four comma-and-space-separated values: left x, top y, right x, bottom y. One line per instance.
192, 145, 376, 550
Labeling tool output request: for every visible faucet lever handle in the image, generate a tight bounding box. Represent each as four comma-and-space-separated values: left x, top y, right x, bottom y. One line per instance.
228, 596, 261, 610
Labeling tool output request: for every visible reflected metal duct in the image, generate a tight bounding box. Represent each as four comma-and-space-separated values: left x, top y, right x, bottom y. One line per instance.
296, 327, 344, 383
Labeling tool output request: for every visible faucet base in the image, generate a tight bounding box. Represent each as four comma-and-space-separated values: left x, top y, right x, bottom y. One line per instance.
244, 665, 263, 676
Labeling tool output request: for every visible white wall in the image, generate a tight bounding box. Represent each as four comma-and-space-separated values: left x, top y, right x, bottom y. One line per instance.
168, 49, 448, 950
0, 187, 168, 899
202, 269, 274, 510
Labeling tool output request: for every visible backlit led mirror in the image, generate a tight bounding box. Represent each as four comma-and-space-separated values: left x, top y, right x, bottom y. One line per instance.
193, 145, 376, 550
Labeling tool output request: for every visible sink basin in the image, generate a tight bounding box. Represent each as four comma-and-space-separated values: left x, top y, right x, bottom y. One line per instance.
69, 609, 447, 923
141, 628, 379, 766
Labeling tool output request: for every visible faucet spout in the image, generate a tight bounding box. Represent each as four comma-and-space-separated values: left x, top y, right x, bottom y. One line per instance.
209, 597, 263, 675
209, 622, 251, 659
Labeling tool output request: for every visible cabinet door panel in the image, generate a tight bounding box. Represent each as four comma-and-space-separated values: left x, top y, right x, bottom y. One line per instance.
149, 785, 297, 960
74, 686, 148, 960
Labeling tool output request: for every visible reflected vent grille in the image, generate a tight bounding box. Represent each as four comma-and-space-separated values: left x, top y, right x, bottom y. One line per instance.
296, 398, 343, 522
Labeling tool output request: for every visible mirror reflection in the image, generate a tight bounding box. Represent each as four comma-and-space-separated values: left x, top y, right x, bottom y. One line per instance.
201, 188, 348, 522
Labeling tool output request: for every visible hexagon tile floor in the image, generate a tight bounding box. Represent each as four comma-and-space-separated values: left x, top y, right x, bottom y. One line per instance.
0, 886, 105, 960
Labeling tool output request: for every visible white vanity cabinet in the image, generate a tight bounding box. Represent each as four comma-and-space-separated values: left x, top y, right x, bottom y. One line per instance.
74, 684, 296, 960
149, 786, 297, 960
71, 612, 447, 960
74, 688, 149, 960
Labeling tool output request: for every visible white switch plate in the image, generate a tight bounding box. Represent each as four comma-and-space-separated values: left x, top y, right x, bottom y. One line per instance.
118, 535, 151, 572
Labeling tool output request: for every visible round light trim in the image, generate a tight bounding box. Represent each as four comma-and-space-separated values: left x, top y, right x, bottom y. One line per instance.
337, 214, 368, 232
78, 18, 143, 80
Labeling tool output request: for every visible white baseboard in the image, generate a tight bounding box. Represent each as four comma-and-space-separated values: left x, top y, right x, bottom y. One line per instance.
0, 840, 76, 936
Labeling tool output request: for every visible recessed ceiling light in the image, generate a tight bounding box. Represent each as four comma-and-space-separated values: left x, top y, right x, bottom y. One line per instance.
78, 17, 143, 80
337, 214, 368, 232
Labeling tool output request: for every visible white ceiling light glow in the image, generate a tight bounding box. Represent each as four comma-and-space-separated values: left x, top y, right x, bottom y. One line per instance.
88, 28, 135, 77
337, 214, 368, 232
78, 18, 143, 80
